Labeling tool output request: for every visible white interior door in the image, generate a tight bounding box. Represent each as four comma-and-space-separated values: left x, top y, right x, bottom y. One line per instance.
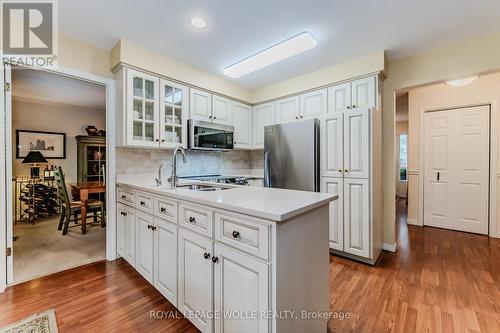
3, 64, 13, 285
424, 105, 490, 234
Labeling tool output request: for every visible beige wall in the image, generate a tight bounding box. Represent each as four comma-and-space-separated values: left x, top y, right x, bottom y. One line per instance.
12, 99, 106, 184
382, 31, 500, 245
110, 39, 253, 102
406, 72, 500, 237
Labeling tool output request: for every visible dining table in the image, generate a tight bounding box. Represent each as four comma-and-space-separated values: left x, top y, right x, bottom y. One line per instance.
69, 181, 106, 234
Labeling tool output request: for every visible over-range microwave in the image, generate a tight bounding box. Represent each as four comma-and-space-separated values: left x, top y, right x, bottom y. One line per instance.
188, 119, 234, 151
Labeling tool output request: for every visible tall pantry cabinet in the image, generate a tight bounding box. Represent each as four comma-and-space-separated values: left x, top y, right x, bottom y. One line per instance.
320, 75, 383, 265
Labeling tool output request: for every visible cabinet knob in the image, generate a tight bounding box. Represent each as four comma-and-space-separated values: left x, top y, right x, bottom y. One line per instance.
232, 231, 240, 239
120, 211, 127, 216
352, 105, 356, 108
234, 141, 237, 144
160, 207, 166, 213
140, 201, 145, 206
152, 226, 157, 231
209, 115, 212, 119
344, 169, 349, 173
338, 169, 343, 173
147, 225, 151, 229
161, 139, 165, 142
300, 116, 304, 118
203, 252, 210, 259
121, 195, 126, 199
155, 138, 159, 142
212, 256, 219, 263
189, 216, 196, 223
295, 116, 298, 119
347, 106, 351, 109
213, 116, 217, 120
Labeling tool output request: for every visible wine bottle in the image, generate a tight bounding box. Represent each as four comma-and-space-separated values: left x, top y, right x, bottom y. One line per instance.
49, 165, 55, 178
44, 166, 50, 179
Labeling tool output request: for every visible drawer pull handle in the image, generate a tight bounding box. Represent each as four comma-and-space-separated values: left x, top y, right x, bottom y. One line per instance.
140, 201, 146, 206
203, 252, 210, 259
152, 226, 157, 231
232, 231, 240, 239
160, 207, 166, 213
189, 216, 196, 223
121, 195, 126, 199
120, 211, 127, 216
212, 256, 219, 264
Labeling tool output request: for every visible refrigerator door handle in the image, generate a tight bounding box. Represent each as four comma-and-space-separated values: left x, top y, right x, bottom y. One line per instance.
264, 151, 271, 187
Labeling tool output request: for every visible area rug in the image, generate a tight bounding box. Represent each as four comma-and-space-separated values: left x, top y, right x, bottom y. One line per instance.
0, 309, 58, 333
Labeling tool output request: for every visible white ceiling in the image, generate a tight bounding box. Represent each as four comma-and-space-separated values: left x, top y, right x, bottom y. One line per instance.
12, 69, 106, 110
60, 0, 500, 89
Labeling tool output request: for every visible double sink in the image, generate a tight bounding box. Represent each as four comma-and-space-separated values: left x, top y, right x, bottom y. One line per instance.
175, 184, 233, 192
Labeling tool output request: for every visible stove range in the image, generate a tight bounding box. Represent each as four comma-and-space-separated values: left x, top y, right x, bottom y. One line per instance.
179, 175, 248, 185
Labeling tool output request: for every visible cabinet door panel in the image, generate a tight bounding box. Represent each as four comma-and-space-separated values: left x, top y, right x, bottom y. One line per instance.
300, 89, 327, 119
321, 178, 344, 251
136, 211, 154, 283
232, 102, 252, 148
154, 218, 177, 305
178, 229, 213, 333
124, 208, 136, 267
214, 243, 269, 333
321, 113, 344, 178
253, 103, 275, 148
351, 77, 375, 110
160, 80, 188, 148
343, 109, 370, 179
343, 178, 370, 258
190, 88, 212, 122
212, 95, 233, 125
116, 203, 126, 257
328, 82, 351, 113
275, 96, 299, 123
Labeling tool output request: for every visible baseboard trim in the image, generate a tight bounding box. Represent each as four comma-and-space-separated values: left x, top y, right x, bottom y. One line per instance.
407, 219, 419, 226
383, 242, 397, 252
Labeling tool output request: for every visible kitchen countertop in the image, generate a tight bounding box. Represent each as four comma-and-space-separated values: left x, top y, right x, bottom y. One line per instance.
117, 173, 337, 222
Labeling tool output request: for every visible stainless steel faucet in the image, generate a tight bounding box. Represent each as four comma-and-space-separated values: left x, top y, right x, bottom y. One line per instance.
169, 145, 187, 188
155, 163, 163, 186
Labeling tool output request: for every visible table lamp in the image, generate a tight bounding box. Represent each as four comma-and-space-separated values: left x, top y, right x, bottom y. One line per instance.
22, 151, 48, 178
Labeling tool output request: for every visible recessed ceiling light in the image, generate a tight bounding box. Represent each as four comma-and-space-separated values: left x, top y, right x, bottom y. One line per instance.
191, 17, 207, 29
223, 32, 317, 78
445, 76, 479, 87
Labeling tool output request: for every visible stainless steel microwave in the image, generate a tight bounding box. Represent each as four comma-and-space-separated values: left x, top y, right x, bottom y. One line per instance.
188, 120, 234, 151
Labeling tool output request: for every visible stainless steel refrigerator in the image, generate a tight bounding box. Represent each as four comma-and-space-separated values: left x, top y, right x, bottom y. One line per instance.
263, 118, 320, 192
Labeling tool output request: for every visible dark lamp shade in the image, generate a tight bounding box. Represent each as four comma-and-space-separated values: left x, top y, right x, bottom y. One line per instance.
22, 151, 48, 164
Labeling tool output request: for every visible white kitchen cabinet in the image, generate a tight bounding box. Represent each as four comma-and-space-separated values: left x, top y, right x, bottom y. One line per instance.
190, 88, 212, 122
328, 82, 351, 113
321, 178, 343, 251
178, 228, 214, 333
328, 76, 375, 113
154, 217, 178, 305
321, 112, 344, 178
275, 96, 300, 123
117, 203, 127, 256
212, 95, 233, 125
351, 77, 375, 110
343, 109, 370, 179
300, 88, 327, 119
343, 178, 370, 258
159, 79, 189, 148
214, 243, 269, 333
126, 68, 160, 146
136, 211, 155, 283
232, 102, 252, 149
124, 206, 136, 267
253, 103, 275, 148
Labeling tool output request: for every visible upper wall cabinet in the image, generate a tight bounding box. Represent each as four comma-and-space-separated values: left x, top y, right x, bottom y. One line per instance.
190, 88, 212, 122
275, 96, 300, 123
212, 95, 233, 125
253, 103, 275, 148
300, 89, 328, 119
232, 102, 252, 149
328, 76, 375, 113
116, 67, 189, 149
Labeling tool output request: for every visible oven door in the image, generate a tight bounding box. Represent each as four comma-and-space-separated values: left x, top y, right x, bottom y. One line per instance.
189, 120, 234, 151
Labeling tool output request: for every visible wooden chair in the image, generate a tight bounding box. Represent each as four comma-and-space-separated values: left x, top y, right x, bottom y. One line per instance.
54, 167, 104, 235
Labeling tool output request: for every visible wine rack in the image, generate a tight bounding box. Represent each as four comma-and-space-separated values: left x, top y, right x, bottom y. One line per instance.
14, 176, 60, 223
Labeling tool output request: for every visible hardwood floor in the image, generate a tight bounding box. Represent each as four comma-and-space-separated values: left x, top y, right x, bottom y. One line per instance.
1, 199, 500, 332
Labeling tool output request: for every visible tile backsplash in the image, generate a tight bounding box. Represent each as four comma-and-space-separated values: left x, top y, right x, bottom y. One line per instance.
116, 147, 263, 177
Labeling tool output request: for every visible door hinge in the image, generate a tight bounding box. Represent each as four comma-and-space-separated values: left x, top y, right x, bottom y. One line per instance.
4, 82, 11, 92
6, 247, 12, 257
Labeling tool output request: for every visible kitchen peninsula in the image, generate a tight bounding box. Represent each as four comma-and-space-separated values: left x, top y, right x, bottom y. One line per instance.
116, 173, 337, 333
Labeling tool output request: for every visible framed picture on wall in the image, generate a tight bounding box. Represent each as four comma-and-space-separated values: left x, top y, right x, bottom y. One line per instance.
16, 130, 66, 159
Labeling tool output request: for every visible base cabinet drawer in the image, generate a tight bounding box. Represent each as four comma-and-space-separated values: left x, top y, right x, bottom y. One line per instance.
179, 203, 214, 237
214, 243, 269, 333
215, 212, 270, 260
136, 191, 154, 214
154, 196, 178, 222
117, 188, 135, 205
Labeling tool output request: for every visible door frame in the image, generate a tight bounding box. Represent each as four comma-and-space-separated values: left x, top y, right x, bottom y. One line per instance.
419, 103, 496, 236
0, 64, 117, 292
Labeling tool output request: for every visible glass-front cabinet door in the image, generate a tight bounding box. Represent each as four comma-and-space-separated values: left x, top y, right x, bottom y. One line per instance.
159, 79, 188, 148
127, 69, 159, 146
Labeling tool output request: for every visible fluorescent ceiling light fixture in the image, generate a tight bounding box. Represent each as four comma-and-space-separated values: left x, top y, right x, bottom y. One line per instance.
191, 17, 207, 28
445, 76, 479, 87
223, 32, 317, 78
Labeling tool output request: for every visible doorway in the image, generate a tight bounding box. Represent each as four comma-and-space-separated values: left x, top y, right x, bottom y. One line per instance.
423, 105, 490, 234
